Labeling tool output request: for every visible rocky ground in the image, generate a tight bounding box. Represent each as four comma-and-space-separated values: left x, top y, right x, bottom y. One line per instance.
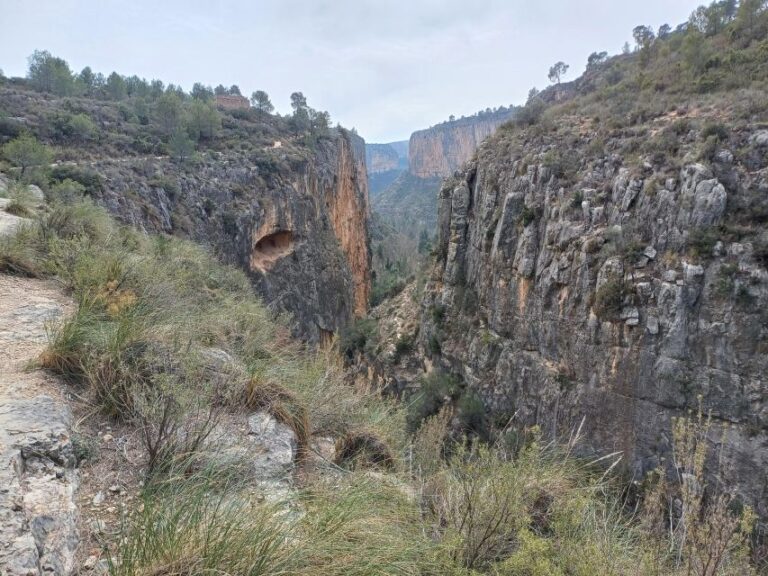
0, 199, 309, 575
0, 274, 77, 574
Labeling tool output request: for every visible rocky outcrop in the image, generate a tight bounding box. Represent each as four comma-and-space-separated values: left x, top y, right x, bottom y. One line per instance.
86, 129, 370, 343
0, 86, 371, 343
0, 397, 78, 576
0, 275, 77, 576
408, 111, 514, 178
421, 120, 768, 517
365, 143, 400, 174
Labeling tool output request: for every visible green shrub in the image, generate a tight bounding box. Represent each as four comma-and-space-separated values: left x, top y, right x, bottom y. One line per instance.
456, 388, 486, 436
428, 334, 442, 356
393, 333, 414, 363
406, 371, 460, 432
113, 469, 439, 576
49, 164, 104, 194
688, 226, 720, 259
594, 278, 630, 320
430, 303, 446, 324
149, 175, 180, 200
700, 121, 728, 142
67, 113, 98, 141
338, 317, 378, 358
570, 190, 584, 210
47, 178, 86, 203
3, 182, 36, 217
542, 148, 580, 181
424, 441, 656, 574
698, 134, 720, 161
520, 204, 538, 227
371, 272, 406, 307
619, 237, 646, 264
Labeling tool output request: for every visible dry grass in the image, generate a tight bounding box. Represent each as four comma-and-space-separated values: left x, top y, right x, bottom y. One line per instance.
334, 429, 397, 471
2, 197, 760, 574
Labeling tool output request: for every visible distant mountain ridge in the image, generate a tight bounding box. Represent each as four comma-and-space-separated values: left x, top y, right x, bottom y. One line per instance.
408, 108, 515, 178
368, 107, 517, 234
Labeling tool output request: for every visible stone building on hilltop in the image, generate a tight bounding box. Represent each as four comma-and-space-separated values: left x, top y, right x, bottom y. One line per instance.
215, 94, 250, 110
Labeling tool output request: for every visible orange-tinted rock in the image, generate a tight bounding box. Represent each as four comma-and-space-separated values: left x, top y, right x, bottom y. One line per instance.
408, 114, 512, 178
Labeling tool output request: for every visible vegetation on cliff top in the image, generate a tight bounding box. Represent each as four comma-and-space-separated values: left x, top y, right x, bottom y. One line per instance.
0, 50, 340, 177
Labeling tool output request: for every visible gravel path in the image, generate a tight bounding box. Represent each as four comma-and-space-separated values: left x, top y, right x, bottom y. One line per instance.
0, 271, 78, 574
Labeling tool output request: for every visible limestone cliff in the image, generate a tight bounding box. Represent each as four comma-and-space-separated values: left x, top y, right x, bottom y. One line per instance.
0, 85, 371, 342
96, 129, 371, 342
365, 143, 400, 174
408, 111, 514, 178
372, 111, 514, 232
366, 141, 409, 197
420, 112, 768, 517
323, 133, 371, 316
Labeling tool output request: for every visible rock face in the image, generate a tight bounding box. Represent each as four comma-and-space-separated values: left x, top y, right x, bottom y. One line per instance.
0, 85, 371, 343
408, 111, 514, 179
421, 123, 768, 517
0, 397, 78, 576
90, 129, 370, 342
0, 276, 77, 576
365, 143, 401, 174
366, 141, 409, 198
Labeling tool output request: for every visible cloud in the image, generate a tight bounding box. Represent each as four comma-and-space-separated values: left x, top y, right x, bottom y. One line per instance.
0, 0, 702, 141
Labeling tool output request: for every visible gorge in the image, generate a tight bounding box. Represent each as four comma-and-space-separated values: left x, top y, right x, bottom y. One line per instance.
2, 2, 768, 573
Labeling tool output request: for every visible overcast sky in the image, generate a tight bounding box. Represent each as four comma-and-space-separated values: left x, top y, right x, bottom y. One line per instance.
1, 0, 702, 143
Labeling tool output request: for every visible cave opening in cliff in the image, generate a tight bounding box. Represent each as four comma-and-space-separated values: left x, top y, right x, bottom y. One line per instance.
250, 230, 295, 271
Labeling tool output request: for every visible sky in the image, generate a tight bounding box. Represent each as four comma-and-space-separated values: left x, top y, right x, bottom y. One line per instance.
0, 0, 703, 143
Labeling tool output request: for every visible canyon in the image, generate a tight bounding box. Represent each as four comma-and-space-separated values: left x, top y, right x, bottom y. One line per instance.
2, 6, 768, 571
371, 109, 515, 235
408, 110, 515, 179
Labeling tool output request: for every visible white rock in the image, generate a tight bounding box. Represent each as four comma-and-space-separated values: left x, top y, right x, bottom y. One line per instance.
714, 149, 733, 164
683, 262, 705, 282
750, 130, 768, 147
621, 307, 640, 326
26, 184, 44, 201
92, 491, 105, 505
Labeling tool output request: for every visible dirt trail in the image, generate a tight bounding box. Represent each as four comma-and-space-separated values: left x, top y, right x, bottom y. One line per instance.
0, 272, 78, 575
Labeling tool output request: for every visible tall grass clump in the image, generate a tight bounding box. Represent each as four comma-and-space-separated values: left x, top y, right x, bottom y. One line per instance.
1, 198, 405, 475
111, 467, 438, 576
3, 180, 37, 217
